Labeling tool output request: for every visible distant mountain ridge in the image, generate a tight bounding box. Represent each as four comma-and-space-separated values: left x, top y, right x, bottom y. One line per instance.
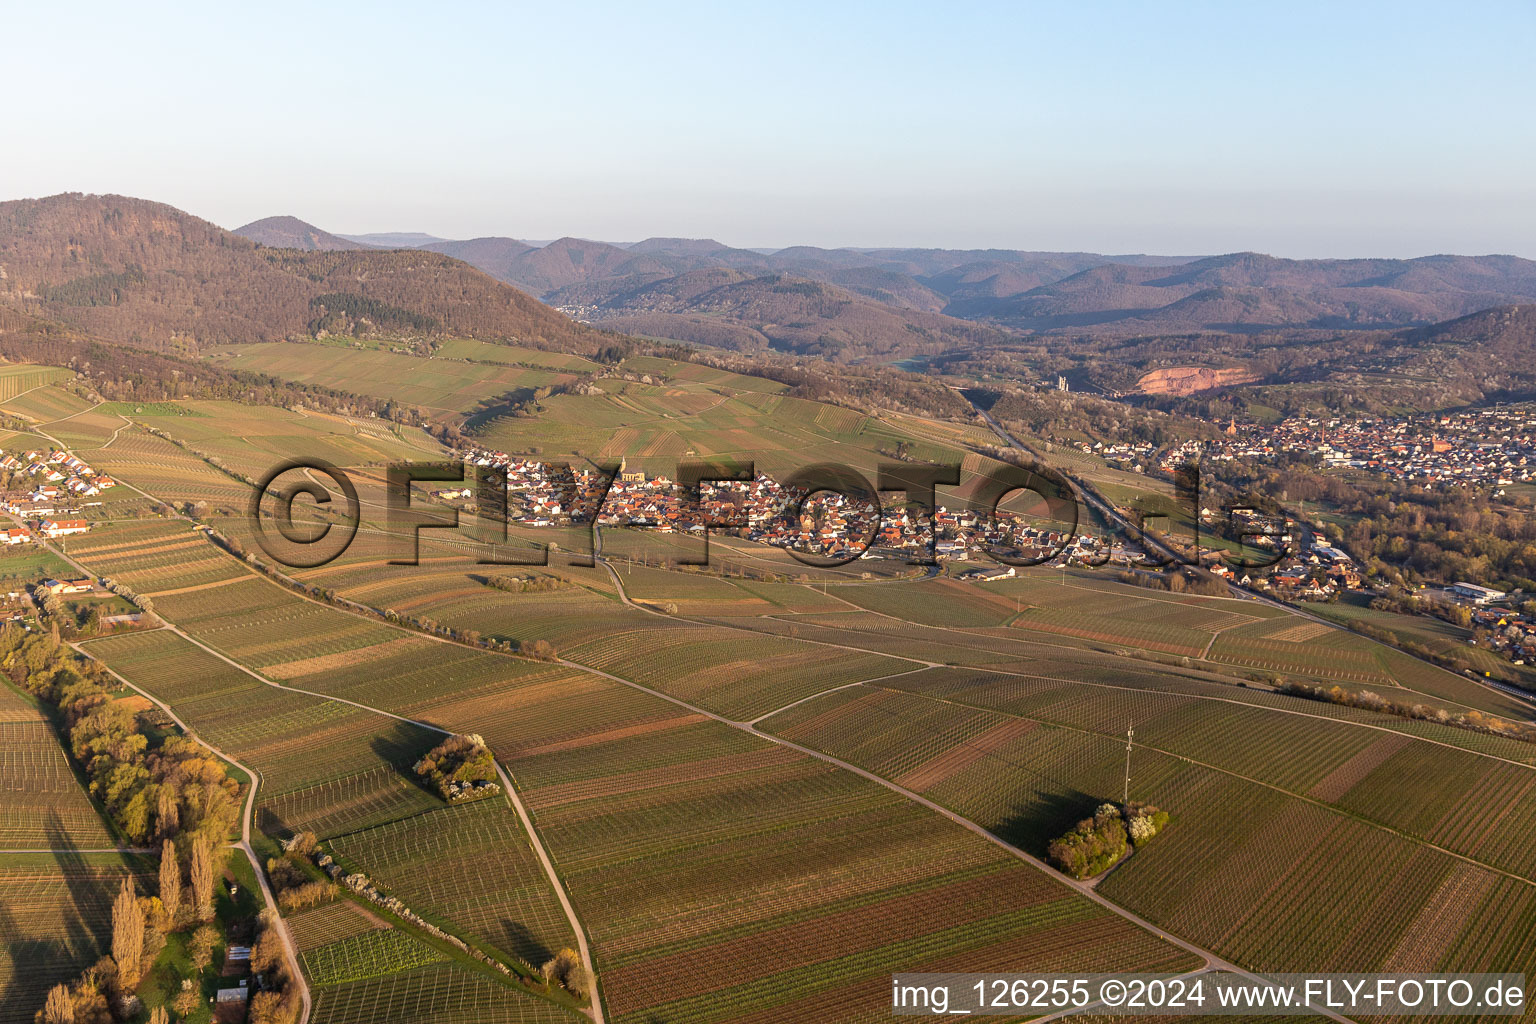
0, 194, 604, 354
25, 196, 1536, 378
340, 231, 448, 247
296, 225, 1536, 344
233, 215, 376, 251
991, 252, 1536, 332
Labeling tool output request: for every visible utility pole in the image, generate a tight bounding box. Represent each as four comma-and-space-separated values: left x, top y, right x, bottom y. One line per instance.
1122, 722, 1135, 806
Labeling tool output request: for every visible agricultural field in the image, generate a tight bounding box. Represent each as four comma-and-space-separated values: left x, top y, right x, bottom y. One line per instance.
0, 363, 75, 403
0, 684, 118, 849
560, 620, 909, 721
1304, 595, 1536, 694
756, 672, 1536, 982
0, 853, 154, 1024
207, 342, 590, 419
0, 377, 92, 422
57, 503, 1208, 1024
10, 356, 1536, 1024
309, 963, 577, 1024
475, 692, 1200, 1024
455, 356, 1003, 481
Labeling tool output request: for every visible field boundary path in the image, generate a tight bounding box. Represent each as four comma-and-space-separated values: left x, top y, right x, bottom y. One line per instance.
72, 642, 314, 1024
587, 528, 1363, 1022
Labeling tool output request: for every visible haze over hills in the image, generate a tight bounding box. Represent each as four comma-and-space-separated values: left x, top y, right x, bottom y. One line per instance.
230, 217, 1536, 357
340, 231, 448, 247
988, 252, 1536, 332
0, 195, 604, 353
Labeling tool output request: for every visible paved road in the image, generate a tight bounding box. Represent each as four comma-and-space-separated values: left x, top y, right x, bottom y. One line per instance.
72, 644, 313, 1024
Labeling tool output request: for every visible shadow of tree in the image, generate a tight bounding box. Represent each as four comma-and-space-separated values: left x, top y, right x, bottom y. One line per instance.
500, 919, 554, 969
369, 721, 440, 797
0, 812, 121, 1018
992, 787, 1103, 858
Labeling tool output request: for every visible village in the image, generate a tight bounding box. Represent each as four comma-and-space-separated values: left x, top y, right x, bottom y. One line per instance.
1148, 404, 1536, 491
0, 446, 115, 542
450, 446, 1123, 566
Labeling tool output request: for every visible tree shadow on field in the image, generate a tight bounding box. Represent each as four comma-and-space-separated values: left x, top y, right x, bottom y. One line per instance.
369, 720, 441, 796
0, 898, 70, 1023
992, 787, 1103, 858
0, 811, 113, 1016
45, 808, 104, 961
501, 920, 554, 968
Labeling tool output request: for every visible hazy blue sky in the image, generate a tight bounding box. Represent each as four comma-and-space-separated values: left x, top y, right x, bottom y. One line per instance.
8, 0, 1534, 256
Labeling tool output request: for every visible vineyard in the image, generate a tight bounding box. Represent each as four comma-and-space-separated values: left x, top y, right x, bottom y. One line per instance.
754, 668, 1536, 983
561, 622, 908, 720
309, 963, 577, 1024
288, 900, 390, 950
6, 363, 1529, 1024
329, 799, 576, 967
0, 855, 152, 1024
213, 342, 589, 419
302, 928, 448, 986
0, 685, 116, 848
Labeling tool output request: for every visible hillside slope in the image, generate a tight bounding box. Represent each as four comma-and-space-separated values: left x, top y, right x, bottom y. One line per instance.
0, 194, 604, 353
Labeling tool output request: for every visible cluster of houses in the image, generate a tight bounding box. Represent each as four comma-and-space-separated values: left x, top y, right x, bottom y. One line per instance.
0, 448, 113, 543
452, 446, 1122, 563
1468, 604, 1536, 665
1185, 406, 1536, 491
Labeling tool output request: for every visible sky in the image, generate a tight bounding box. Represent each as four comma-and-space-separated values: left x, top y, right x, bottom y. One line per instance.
8, 0, 1535, 257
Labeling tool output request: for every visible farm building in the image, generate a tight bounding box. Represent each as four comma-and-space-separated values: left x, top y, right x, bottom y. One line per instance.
39, 518, 90, 538
1451, 582, 1508, 605
40, 578, 94, 596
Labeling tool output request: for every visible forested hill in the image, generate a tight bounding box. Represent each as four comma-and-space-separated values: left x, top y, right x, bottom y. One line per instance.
233, 215, 375, 251
0, 193, 606, 354
581, 270, 1019, 360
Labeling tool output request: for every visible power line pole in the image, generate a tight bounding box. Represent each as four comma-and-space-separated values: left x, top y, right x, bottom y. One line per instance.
1122, 722, 1135, 806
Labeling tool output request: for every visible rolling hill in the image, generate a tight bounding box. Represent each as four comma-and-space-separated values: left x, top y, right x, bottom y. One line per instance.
291, 222, 1536, 347
579, 270, 1017, 360
987, 252, 1536, 332
0, 193, 605, 354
